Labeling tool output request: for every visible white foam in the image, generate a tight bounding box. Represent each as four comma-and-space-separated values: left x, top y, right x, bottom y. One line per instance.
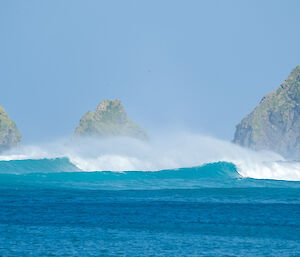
1, 132, 300, 181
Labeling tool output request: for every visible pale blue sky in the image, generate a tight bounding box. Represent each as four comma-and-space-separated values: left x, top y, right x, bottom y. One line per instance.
1, 0, 300, 143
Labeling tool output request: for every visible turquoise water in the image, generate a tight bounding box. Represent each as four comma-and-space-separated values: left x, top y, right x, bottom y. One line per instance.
0, 158, 300, 256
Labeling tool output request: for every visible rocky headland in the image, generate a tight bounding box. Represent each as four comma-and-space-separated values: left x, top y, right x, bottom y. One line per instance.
0, 105, 22, 152
233, 65, 300, 159
74, 100, 149, 140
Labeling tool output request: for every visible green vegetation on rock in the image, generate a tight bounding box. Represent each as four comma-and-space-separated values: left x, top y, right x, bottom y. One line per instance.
74, 100, 149, 140
0, 105, 22, 151
233, 65, 300, 159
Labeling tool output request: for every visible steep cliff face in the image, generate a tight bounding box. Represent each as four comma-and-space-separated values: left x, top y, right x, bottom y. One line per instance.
0, 105, 22, 151
233, 65, 300, 159
74, 100, 149, 140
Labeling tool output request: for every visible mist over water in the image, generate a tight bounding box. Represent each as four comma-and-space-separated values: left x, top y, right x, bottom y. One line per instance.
0, 132, 299, 181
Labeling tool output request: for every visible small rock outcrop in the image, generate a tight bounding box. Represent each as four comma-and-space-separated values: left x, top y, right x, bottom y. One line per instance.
233, 65, 300, 159
74, 100, 149, 140
0, 105, 22, 151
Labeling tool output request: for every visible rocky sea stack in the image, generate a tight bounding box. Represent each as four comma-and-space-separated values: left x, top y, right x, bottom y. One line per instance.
74, 100, 149, 140
234, 65, 300, 159
0, 105, 21, 152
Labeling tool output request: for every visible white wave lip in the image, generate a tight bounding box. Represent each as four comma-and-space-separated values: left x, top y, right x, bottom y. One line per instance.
70, 155, 153, 172
236, 160, 300, 181
0, 132, 300, 181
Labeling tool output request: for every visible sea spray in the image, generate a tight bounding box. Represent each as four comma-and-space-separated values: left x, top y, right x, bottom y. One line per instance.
0, 132, 300, 181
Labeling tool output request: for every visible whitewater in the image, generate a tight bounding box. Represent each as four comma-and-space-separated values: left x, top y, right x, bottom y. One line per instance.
0, 132, 300, 182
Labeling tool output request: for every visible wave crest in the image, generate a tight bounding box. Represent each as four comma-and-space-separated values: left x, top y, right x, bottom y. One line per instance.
0, 133, 300, 181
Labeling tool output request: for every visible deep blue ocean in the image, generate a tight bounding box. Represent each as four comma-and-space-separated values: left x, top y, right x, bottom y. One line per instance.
0, 158, 300, 256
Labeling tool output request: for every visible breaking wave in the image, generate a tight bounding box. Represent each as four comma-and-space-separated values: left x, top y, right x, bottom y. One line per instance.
0, 132, 300, 183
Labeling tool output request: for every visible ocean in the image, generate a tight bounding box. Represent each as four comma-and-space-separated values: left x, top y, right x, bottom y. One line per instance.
0, 157, 299, 256
0, 135, 300, 256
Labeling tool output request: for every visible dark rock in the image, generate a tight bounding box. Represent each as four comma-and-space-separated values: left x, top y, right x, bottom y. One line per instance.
74, 100, 149, 140
0, 105, 21, 152
233, 65, 300, 159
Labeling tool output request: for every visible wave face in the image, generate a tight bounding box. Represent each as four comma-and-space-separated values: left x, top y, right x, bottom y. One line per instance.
0, 157, 299, 190
1, 133, 300, 188
0, 157, 80, 173
0, 159, 240, 189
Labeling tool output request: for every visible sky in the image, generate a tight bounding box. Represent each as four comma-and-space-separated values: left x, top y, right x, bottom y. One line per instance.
1, 0, 300, 143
